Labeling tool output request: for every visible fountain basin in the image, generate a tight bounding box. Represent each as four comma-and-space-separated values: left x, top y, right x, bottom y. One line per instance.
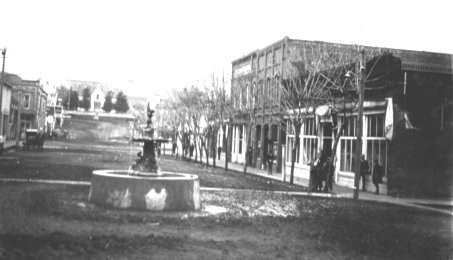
89, 170, 201, 211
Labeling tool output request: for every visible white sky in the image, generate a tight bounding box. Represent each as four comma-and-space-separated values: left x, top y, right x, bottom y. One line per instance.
1, 0, 452, 98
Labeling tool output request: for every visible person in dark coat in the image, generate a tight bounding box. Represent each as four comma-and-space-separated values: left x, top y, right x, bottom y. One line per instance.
372, 159, 384, 194
267, 152, 275, 175
360, 154, 370, 191
37, 128, 45, 151
190, 143, 195, 158
217, 146, 222, 160
309, 161, 317, 192
157, 144, 161, 157
172, 142, 177, 156
309, 153, 322, 192
321, 156, 333, 192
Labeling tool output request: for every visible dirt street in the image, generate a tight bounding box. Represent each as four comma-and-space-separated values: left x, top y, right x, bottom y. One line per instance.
0, 140, 451, 259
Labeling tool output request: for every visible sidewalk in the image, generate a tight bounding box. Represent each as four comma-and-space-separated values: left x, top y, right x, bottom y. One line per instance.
214, 156, 453, 216
1, 140, 18, 153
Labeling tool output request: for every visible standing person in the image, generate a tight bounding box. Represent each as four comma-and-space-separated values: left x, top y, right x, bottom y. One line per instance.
360, 154, 370, 191
267, 151, 274, 175
322, 156, 333, 192
217, 146, 222, 160
309, 152, 322, 192
37, 127, 45, 151
315, 152, 325, 192
172, 142, 177, 157
190, 143, 194, 158
372, 159, 384, 194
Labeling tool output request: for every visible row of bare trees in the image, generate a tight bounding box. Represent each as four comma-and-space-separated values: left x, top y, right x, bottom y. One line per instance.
158, 73, 232, 168
159, 43, 387, 191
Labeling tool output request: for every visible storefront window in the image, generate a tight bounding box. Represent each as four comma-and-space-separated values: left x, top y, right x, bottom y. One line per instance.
285, 121, 299, 163
302, 118, 317, 164
340, 139, 357, 172
339, 116, 357, 172
366, 114, 387, 177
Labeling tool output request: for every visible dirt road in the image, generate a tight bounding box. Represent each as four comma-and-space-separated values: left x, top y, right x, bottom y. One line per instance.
0, 140, 451, 259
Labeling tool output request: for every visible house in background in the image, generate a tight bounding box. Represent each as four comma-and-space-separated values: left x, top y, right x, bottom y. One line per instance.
68, 80, 115, 112
91, 86, 105, 112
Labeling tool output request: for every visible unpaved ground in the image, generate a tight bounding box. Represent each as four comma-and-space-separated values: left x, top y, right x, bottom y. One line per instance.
0, 140, 306, 191
0, 183, 452, 259
0, 183, 334, 259
62, 117, 131, 142
0, 140, 451, 259
0, 182, 451, 260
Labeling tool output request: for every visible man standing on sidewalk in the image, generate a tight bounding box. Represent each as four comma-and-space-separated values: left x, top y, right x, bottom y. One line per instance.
372, 159, 384, 194
360, 154, 370, 191
217, 146, 222, 160
267, 151, 275, 175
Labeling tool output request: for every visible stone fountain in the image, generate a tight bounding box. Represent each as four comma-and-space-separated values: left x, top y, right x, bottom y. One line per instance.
88, 103, 201, 211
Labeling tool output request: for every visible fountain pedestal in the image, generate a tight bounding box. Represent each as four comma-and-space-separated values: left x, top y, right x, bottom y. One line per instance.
89, 170, 200, 211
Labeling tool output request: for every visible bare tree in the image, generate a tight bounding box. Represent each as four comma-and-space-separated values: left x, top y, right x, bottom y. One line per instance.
280, 42, 385, 188
200, 73, 231, 168
167, 89, 192, 160
176, 86, 206, 163
200, 72, 232, 170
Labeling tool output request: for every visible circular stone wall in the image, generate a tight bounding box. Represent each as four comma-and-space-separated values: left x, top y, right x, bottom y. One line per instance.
89, 170, 201, 211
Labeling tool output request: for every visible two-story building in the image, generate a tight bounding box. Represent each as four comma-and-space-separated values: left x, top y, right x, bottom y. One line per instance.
230, 37, 452, 196
4, 74, 47, 132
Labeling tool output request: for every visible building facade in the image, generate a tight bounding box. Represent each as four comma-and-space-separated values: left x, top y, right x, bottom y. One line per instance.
4, 74, 47, 132
230, 37, 452, 195
0, 73, 48, 145
0, 80, 13, 143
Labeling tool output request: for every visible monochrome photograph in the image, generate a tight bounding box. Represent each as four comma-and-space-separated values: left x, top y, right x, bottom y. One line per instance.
0, 0, 451, 259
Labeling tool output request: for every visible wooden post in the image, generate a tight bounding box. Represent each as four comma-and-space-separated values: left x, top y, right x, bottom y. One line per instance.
353, 49, 365, 200
0, 48, 6, 144
16, 91, 22, 147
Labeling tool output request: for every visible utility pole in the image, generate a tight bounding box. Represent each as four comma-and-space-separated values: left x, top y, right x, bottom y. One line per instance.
0, 48, 6, 150
353, 48, 366, 200
68, 86, 71, 110
16, 91, 22, 146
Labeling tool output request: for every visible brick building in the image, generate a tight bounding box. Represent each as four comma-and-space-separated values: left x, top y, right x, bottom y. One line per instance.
229, 37, 452, 195
4, 74, 47, 133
